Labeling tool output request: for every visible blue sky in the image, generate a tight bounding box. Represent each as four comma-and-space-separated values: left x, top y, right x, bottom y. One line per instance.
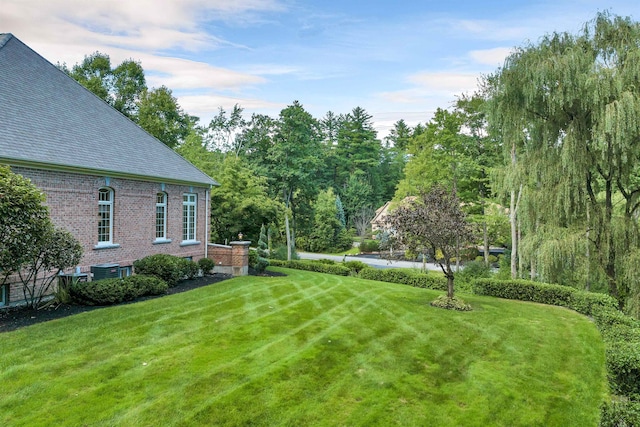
3, 0, 640, 137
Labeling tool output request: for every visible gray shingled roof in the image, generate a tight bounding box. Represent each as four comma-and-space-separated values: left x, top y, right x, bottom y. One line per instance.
0, 34, 217, 186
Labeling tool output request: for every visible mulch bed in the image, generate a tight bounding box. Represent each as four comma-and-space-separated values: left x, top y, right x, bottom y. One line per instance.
0, 269, 285, 334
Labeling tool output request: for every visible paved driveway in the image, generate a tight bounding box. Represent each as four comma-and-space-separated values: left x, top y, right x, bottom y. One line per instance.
297, 252, 445, 272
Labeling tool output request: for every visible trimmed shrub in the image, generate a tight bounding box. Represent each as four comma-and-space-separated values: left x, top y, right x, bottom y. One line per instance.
267, 259, 350, 276
315, 258, 336, 265
133, 254, 185, 287
359, 240, 380, 253
472, 278, 574, 306
343, 260, 369, 275
600, 324, 640, 344
359, 268, 448, 292
178, 258, 199, 280
568, 291, 618, 317
605, 342, 640, 396
600, 399, 640, 427
70, 275, 167, 305
198, 257, 216, 275
249, 249, 269, 273
456, 260, 491, 288
129, 275, 168, 296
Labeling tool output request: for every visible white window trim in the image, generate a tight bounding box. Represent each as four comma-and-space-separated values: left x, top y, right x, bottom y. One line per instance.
182, 193, 197, 243
97, 187, 114, 246
155, 192, 168, 241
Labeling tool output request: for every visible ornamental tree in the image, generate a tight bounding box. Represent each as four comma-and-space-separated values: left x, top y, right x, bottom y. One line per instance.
387, 185, 474, 300
18, 228, 83, 309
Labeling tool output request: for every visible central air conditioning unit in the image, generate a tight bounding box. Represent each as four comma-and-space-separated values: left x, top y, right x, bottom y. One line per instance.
91, 263, 120, 280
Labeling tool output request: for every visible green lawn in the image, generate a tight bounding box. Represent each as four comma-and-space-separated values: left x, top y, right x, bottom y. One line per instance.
0, 268, 607, 426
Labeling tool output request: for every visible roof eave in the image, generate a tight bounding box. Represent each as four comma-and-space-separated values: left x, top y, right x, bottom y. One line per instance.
0, 158, 219, 187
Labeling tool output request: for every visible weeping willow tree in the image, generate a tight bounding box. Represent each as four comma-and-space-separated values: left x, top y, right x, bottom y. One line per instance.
487, 12, 640, 309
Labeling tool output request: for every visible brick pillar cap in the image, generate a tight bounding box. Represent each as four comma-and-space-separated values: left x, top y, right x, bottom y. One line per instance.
230, 241, 251, 246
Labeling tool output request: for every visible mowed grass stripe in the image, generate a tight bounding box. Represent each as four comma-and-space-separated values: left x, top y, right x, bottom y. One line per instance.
0, 269, 606, 427
98, 282, 384, 423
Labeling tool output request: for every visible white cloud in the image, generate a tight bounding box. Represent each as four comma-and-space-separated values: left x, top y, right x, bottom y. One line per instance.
469, 47, 513, 67
141, 55, 265, 90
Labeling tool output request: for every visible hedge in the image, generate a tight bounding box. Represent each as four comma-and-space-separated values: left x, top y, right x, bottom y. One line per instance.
133, 254, 198, 287
268, 259, 350, 276
359, 268, 448, 291
70, 275, 168, 305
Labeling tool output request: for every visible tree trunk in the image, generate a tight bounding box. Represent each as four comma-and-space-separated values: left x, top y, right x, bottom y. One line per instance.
517, 216, 523, 279
285, 213, 292, 261
585, 202, 590, 291
604, 179, 619, 306
480, 197, 489, 266
455, 236, 460, 272
510, 189, 518, 279
446, 264, 455, 299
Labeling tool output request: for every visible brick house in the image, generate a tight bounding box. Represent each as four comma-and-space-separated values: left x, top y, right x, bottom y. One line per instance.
0, 34, 219, 306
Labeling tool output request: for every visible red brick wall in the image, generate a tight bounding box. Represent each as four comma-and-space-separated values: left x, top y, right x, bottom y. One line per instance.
6, 167, 210, 304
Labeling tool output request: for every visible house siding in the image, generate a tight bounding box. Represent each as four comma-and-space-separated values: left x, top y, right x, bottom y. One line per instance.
6, 166, 209, 304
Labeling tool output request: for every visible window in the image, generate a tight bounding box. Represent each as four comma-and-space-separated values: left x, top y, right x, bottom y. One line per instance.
182, 193, 197, 242
98, 188, 114, 244
0, 285, 6, 307
155, 192, 167, 240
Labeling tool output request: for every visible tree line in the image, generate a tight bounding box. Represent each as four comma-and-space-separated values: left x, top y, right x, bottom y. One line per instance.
62, 11, 640, 314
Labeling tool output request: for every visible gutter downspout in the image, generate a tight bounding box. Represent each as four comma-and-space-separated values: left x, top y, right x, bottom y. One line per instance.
204, 187, 209, 259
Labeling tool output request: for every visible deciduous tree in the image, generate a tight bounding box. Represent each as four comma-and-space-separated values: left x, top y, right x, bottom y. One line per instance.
0, 166, 51, 288
487, 12, 640, 307
388, 185, 474, 300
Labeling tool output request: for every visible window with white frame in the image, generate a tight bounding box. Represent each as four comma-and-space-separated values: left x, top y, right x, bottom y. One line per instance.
98, 187, 114, 244
182, 193, 197, 242
156, 192, 167, 240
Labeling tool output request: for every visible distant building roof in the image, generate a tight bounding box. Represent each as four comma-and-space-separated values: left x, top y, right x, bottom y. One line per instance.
0, 34, 217, 187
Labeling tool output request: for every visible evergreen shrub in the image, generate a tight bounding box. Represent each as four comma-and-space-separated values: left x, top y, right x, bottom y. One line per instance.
267, 259, 350, 276
198, 257, 216, 275
133, 254, 187, 287
359, 240, 380, 253
359, 268, 448, 291
70, 275, 167, 305
343, 260, 369, 274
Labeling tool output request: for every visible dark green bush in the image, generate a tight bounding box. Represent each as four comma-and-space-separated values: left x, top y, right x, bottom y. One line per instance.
472, 278, 574, 306
70, 275, 167, 305
269, 259, 286, 267
456, 260, 491, 287
343, 260, 369, 274
178, 258, 199, 280
133, 254, 185, 286
359, 240, 380, 253
267, 259, 350, 276
128, 275, 168, 296
249, 249, 269, 273
198, 257, 216, 275
314, 258, 336, 265
600, 324, 640, 345
359, 268, 448, 291
600, 399, 640, 427
359, 268, 417, 284
568, 291, 618, 317
605, 342, 640, 396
